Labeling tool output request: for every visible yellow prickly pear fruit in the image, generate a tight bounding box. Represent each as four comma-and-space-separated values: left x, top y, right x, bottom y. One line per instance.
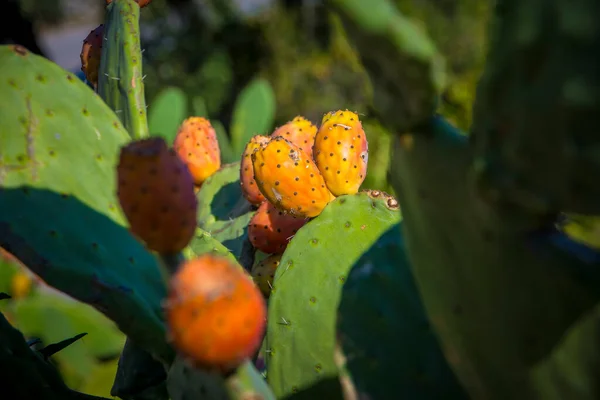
314, 110, 368, 196
251, 137, 333, 218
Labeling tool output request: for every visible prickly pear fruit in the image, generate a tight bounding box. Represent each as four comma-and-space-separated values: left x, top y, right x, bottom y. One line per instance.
173, 117, 221, 186
240, 135, 270, 205
251, 254, 282, 298
117, 137, 198, 253
248, 201, 307, 254
107, 0, 152, 7
252, 137, 333, 218
80, 24, 104, 88
272, 116, 318, 158
164, 254, 267, 372
314, 110, 368, 196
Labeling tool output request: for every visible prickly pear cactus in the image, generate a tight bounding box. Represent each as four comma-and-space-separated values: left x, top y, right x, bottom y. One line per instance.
99, 0, 148, 139
470, 0, 600, 215
0, 44, 170, 362
192, 163, 255, 265
266, 190, 401, 398
389, 114, 600, 399
336, 223, 467, 399
328, 0, 446, 133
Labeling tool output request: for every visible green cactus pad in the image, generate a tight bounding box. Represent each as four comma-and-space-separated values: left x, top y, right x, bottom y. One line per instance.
266, 191, 401, 398
229, 78, 276, 156
328, 0, 445, 132
99, 0, 148, 139
8, 291, 125, 388
0, 45, 129, 222
470, 0, 600, 215
186, 228, 238, 264
148, 86, 187, 143
389, 114, 600, 398
192, 162, 255, 263
0, 44, 170, 361
0, 188, 171, 362
337, 223, 467, 399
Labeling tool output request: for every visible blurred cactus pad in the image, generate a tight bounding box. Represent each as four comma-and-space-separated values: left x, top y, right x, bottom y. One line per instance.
2, 0, 600, 399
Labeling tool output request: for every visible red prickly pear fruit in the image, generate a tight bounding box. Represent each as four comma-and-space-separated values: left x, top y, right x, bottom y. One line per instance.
173, 117, 221, 187
164, 254, 267, 372
117, 137, 198, 254
314, 110, 369, 196
251, 254, 282, 298
107, 0, 152, 7
272, 116, 318, 158
252, 137, 334, 218
248, 201, 307, 254
80, 24, 104, 88
240, 135, 270, 205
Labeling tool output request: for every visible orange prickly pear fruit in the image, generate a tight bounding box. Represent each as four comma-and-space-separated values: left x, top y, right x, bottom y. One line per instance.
248, 201, 307, 254
107, 0, 152, 7
240, 135, 270, 205
252, 137, 333, 218
251, 254, 282, 298
272, 116, 318, 158
314, 110, 369, 196
117, 137, 198, 254
173, 117, 221, 187
164, 254, 267, 372
80, 24, 104, 88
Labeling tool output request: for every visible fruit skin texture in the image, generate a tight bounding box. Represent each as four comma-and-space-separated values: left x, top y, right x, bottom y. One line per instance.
252, 137, 333, 218
165, 255, 267, 372
272, 116, 318, 158
314, 110, 369, 196
107, 0, 152, 7
248, 201, 307, 254
80, 24, 104, 88
251, 254, 282, 298
240, 135, 271, 205
173, 117, 221, 186
117, 137, 198, 253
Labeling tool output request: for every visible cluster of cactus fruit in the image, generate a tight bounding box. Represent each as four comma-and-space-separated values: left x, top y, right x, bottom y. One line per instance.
2, 0, 600, 399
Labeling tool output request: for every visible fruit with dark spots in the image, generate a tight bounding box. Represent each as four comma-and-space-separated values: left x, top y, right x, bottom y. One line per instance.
272, 115, 318, 158
248, 201, 307, 254
240, 135, 271, 205
117, 137, 197, 253
164, 254, 267, 372
252, 136, 333, 218
173, 117, 221, 187
80, 24, 104, 88
314, 110, 369, 196
251, 254, 282, 298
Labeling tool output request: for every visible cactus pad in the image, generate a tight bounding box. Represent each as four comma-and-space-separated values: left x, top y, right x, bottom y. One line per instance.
266, 190, 401, 398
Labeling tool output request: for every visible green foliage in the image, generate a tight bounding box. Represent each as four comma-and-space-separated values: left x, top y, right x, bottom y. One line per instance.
229, 78, 276, 155
266, 191, 401, 398
148, 87, 187, 142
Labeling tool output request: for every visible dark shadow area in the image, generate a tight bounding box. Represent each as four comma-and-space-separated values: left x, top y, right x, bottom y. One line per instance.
1, 0, 46, 56
111, 339, 169, 400
210, 180, 250, 221
282, 376, 345, 400
337, 222, 467, 399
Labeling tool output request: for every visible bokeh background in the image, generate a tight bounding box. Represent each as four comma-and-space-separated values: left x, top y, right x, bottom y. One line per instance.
1, 0, 494, 397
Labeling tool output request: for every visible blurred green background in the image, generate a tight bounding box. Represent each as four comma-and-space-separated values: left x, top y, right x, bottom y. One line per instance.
1, 0, 493, 397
